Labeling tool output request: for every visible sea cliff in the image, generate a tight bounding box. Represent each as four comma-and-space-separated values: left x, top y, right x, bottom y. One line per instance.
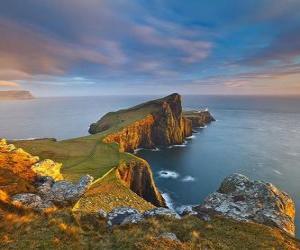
89, 93, 213, 152
0, 90, 34, 100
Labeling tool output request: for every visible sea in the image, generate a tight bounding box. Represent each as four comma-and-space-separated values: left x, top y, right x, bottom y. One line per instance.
1, 95, 300, 235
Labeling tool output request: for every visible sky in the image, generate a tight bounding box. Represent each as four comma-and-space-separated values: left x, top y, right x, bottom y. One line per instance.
0, 0, 300, 96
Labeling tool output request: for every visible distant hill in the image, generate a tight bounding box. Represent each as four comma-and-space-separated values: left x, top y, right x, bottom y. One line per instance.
0, 90, 34, 100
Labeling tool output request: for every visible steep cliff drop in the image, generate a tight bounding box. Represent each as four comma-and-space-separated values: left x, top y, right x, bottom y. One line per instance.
87, 93, 215, 208
117, 159, 166, 207
89, 93, 195, 152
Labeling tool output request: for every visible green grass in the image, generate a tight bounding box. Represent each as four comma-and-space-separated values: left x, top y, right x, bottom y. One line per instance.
73, 167, 154, 214
13, 134, 132, 182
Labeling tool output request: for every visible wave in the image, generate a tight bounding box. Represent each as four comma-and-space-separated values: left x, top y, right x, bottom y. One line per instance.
161, 192, 175, 210
133, 148, 144, 154
158, 170, 179, 179
272, 169, 283, 175
168, 144, 187, 149
186, 135, 196, 140
181, 176, 195, 182
151, 147, 160, 152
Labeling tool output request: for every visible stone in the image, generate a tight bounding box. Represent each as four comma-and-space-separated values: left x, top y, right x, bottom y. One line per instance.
143, 207, 181, 219
98, 209, 107, 219
196, 173, 295, 236
158, 232, 179, 241
45, 175, 94, 205
178, 206, 197, 216
31, 159, 63, 181
107, 207, 143, 227
12, 193, 55, 211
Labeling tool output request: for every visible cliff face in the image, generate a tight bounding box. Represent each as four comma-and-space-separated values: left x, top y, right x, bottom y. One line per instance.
92, 93, 193, 152
150, 93, 192, 146
116, 160, 166, 207
0, 139, 38, 195
103, 115, 155, 152
184, 110, 215, 127
0, 139, 63, 195
0, 90, 34, 100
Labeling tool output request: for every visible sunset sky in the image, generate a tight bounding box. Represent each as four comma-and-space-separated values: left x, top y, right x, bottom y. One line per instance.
1, 0, 300, 96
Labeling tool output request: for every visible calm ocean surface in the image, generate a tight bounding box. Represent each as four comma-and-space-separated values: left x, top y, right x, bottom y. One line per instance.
1, 95, 300, 234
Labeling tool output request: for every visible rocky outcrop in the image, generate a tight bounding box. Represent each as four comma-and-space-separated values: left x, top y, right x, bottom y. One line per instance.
0, 139, 38, 195
11, 175, 94, 211
194, 174, 295, 236
143, 207, 181, 219
31, 159, 63, 181
107, 207, 144, 227
103, 115, 155, 152
183, 110, 215, 127
89, 93, 194, 152
116, 160, 166, 207
0, 139, 64, 195
0, 90, 34, 100
106, 206, 180, 227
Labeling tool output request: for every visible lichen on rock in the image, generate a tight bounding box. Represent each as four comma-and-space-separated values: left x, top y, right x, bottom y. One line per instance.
31, 159, 63, 181
195, 173, 295, 236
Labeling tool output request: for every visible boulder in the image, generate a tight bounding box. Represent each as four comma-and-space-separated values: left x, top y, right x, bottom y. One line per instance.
31, 159, 63, 181
107, 207, 143, 227
41, 175, 94, 205
11, 175, 94, 210
144, 207, 181, 219
158, 232, 180, 242
12, 193, 55, 211
196, 173, 295, 236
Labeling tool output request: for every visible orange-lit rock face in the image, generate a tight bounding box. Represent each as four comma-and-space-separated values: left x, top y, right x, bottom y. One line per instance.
116, 160, 166, 207
103, 115, 155, 152
0, 139, 38, 195
102, 94, 193, 153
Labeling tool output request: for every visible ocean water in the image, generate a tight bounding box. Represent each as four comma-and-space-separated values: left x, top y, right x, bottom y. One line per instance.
1, 95, 300, 234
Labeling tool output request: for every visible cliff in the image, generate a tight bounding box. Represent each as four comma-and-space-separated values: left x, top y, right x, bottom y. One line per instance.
116, 159, 166, 207
0, 90, 34, 100
89, 93, 212, 152
0, 139, 63, 195
184, 110, 215, 127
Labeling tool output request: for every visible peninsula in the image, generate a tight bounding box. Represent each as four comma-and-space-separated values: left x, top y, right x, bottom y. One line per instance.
0, 90, 34, 100
0, 94, 298, 249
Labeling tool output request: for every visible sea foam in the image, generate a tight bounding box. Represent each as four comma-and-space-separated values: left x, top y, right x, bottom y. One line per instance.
181, 176, 195, 182
158, 170, 179, 179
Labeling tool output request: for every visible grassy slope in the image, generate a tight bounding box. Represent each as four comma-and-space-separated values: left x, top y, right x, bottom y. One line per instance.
1, 202, 299, 250
11, 102, 159, 211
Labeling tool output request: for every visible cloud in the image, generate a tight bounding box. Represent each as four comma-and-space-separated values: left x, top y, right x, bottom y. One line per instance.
0, 0, 300, 95
0, 81, 20, 87
0, 18, 128, 78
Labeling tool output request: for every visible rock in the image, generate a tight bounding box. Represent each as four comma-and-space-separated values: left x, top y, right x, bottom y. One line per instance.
31, 159, 63, 181
143, 207, 181, 219
89, 93, 193, 151
196, 173, 295, 236
45, 175, 94, 205
11, 193, 55, 211
178, 206, 198, 216
116, 160, 166, 207
11, 175, 94, 210
0, 140, 38, 195
107, 207, 143, 227
158, 232, 179, 242
183, 110, 215, 127
98, 209, 108, 219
